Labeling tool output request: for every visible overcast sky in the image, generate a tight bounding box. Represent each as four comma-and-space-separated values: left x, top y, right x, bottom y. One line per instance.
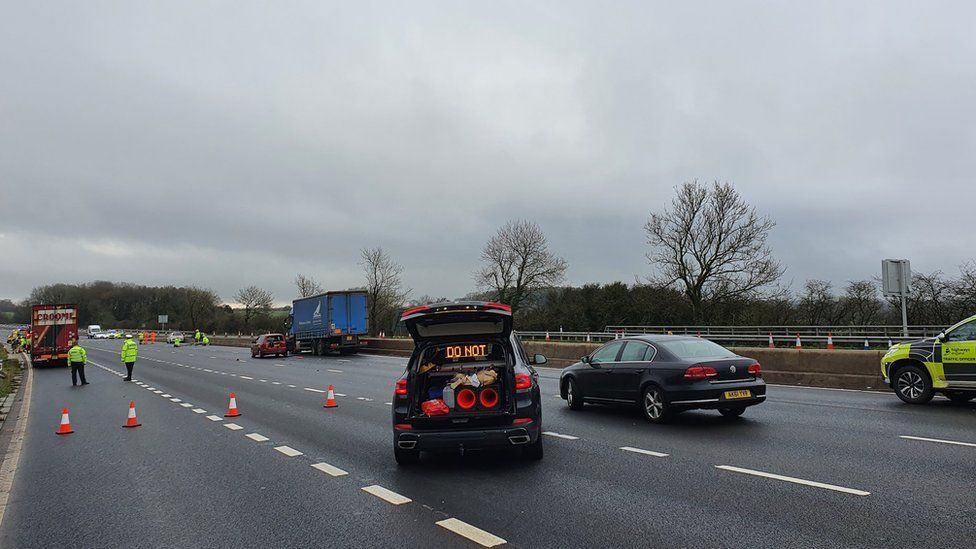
2, 1, 975, 305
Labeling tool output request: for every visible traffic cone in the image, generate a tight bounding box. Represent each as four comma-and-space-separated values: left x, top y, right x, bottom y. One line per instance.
545, 331, 550, 341
863, 338, 870, 351
123, 401, 141, 428
224, 393, 241, 417
768, 333, 775, 349
324, 384, 338, 408
56, 407, 74, 435
795, 334, 802, 349
826, 333, 835, 351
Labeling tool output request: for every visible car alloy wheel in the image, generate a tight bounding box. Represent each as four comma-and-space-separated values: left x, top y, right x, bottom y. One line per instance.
642, 386, 668, 423
894, 365, 934, 404
566, 379, 584, 410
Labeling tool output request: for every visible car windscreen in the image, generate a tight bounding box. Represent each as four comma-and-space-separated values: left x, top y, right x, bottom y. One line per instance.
659, 339, 736, 360
265, 335, 284, 342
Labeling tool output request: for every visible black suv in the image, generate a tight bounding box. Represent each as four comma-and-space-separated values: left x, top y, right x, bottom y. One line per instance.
391, 302, 544, 465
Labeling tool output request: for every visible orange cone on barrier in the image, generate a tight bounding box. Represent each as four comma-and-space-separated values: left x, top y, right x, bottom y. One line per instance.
123, 401, 142, 428
545, 331, 550, 341
795, 334, 802, 349
224, 393, 241, 417
324, 384, 338, 408
56, 407, 74, 435
827, 333, 835, 351
768, 333, 775, 349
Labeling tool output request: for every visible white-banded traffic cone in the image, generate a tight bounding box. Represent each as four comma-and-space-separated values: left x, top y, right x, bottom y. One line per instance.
123, 401, 141, 428
827, 333, 835, 351
768, 333, 775, 349
863, 338, 870, 350
56, 407, 74, 435
795, 334, 802, 349
324, 384, 338, 408
224, 393, 241, 417
545, 332, 550, 341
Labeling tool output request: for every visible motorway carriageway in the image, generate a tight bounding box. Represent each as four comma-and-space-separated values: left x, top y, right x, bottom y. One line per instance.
1, 342, 975, 548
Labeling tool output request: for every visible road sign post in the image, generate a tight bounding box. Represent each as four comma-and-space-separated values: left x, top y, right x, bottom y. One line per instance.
882, 260, 911, 338
158, 314, 168, 332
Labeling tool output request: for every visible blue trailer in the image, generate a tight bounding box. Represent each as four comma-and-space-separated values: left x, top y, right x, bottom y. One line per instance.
288, 291, 368, 355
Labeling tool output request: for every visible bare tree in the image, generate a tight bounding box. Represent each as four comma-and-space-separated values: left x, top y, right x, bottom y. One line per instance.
842, 280, 882, 325
181, 286, 221, 330
645, 181, 783, 322
235, 285, 273, 330
294, 274, 324, 298
799, 280, 845, 325
361, 248, 410, 335
475, 220, 568, 313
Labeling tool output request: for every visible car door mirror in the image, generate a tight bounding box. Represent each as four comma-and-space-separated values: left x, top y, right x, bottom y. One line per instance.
580, 355, 590, 364
532, 354, 547, 365
936, 332, 946, 342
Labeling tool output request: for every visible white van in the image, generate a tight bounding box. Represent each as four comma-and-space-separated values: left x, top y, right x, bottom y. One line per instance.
87, 325, 102, 339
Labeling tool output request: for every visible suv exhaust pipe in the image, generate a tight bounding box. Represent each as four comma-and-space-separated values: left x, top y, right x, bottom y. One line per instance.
397, 440, 417, 450
508, 435, 530, 445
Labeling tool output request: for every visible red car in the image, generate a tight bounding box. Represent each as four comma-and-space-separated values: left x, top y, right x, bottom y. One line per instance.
251, 333, 288, 358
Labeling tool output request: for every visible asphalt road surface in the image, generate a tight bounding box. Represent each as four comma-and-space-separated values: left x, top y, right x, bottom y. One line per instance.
1, 341, 974, 548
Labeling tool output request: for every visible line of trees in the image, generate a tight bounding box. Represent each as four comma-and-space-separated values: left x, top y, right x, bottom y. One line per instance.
7, 181, 973, 333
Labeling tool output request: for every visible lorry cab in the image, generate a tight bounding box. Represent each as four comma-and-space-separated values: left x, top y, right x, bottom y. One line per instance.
391, 301, 543, 465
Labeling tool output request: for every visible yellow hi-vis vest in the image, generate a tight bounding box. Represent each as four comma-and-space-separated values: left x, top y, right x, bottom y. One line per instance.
67, 345, 87, 364
121, 339, 138, 362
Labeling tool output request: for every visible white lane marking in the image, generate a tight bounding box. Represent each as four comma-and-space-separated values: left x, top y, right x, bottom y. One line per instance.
335, 393, 347, 397
180, 403, 194, 408
435, 518, 506, 547
271, 381, 281, 385
304, 388, 326, 393
311, 462, 348, 477
192, 409, 207, 414
361, 485, 411, 505
230, 374, 237, 376
246, 433, 269, 442
147, 387, 156, 391
203, 369, 213, 372
900, 435, 976, 448
223, 423, 244, 431
274, 446, 303, 457
161, 394, 172, 398
767, 383, 891, 395
274, 363, 286, 367
543, 432, 579, 440
221, 372, 228, 375
153, 390, 163, 394
170, 398, 182, 402
259, 379, 268, 383
385, 402, 392, 406
288, 384, 296, 388
356, 397, 366, 400
714, 465, 870, 496
328, 369, 343, 373
206, 415, 223, 422
240, 376, 254, 380
620, 446, 668, 457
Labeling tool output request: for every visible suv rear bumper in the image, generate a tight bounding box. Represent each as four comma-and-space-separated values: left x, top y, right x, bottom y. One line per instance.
395, 422, 540, 451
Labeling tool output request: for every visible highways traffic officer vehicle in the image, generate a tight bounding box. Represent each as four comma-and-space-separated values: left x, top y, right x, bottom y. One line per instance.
560, 335, 766, 422
882, 314, 976, 404
391, 302, 544, 465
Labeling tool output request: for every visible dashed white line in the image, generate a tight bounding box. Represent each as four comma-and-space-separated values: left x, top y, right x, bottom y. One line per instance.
274, 446, 303, 457
304, 388, 326, 393
436, 518, 506, 547
328, 369, 343, 373
223, 423, 244, 431
180, 403, 194, 408
287, 384, 296, 388
246, 433, 269, 442
169, 398, 182, 402
335, 393, 347, 397
361, 485, 411, 505
240, 376, 254, 380
271, 382, 281, 385
900, 435, 976, 448
161, 394, 172, 398
153, 390, 163, 394
206, 415, 223, 422
714, 465, 870, 496
259, 379, 268, 383
192, 408, 207, 414
620, 446, 669, 457
543, 432, 579, 440
311, 462, 348, 477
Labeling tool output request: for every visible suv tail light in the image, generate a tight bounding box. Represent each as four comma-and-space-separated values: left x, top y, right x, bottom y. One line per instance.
748, 362, 762, 377
515, 373, 532, 390
683, 366, 718, 380
394, 379, 408, 396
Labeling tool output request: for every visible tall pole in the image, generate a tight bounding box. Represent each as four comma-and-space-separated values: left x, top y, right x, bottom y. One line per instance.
900, 294, 908, 338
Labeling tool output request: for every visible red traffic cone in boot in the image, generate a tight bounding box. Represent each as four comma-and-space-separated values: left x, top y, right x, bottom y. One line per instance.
324, 384, 338, 408
224, 393, 241, 417
56, 407, 74, 435
123, 401, 142, 428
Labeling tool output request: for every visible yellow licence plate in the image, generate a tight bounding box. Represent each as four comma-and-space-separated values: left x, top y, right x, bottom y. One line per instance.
723, 390, 752, 400
346, 335, 353, 341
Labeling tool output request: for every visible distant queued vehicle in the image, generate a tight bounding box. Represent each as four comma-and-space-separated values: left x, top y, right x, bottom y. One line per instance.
86, 325, 102, 338
560, 335, 766, 423
882, 314, 976, 404
93, 331, 111, 339
166, 331, 185, 344
251, 333, 288, 358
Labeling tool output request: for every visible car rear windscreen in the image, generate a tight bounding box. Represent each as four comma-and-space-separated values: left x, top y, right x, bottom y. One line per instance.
660, 339, 736, 360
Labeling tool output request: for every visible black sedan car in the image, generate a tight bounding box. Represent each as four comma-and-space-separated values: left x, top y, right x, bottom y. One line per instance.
560, 335, 765, 422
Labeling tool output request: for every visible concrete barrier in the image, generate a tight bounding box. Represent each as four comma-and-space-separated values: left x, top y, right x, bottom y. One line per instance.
203, 336, 889, 391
